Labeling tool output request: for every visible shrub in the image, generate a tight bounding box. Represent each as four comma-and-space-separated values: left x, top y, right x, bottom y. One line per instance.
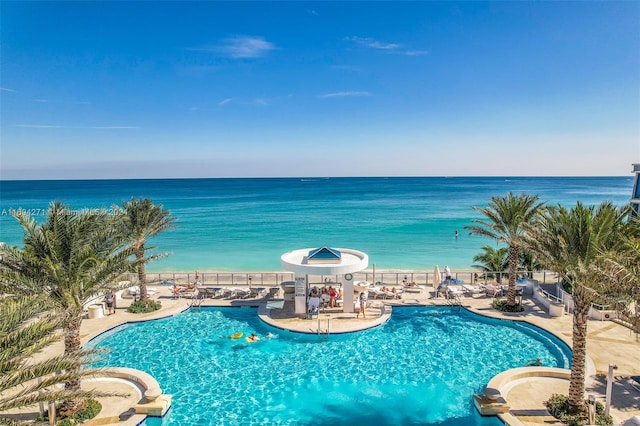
38, 399, 102, 425
128, 299, 162, 313
492, 299, 524, 312
545, 394, 613, 426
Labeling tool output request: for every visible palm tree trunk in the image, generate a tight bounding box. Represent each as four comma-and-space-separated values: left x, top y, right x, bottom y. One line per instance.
136, 249, 148, 301
568, 301, 590, 413
60, 308, 85, 415
507, 246, 519, 306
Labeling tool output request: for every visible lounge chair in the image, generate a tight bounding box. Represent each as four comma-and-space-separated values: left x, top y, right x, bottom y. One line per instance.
369, 288, 385, 299
182, 287, 199, 299
436, 284, 449, 298
267, 287, 280, 299
128, 285, 158, 299
482, 283, 502, 298
231, 288, 249, 299
403, 283, 425, 293
462, 284, 483, 297
170, 286, 185, 298
244, 288, 260, 299
446, 286, 464, 299
631, 376, 640, 392
308, 296, 320, 319
386, 289, 402, 300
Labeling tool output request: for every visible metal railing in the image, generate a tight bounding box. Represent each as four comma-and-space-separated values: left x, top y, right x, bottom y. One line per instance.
133, 269, 559, 289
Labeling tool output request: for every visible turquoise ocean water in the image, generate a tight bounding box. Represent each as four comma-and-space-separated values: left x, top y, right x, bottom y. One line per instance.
0, 177, 633, 272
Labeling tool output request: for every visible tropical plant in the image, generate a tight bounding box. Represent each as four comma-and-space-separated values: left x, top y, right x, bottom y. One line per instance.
466, 192, 544, 306
545, 393, 613, 426
599, 223, 640, 333
471, 245, 508, 283
519, 249, 542, 279
525, 201, 634, 414
0, 294, 107, 424
0, 202, 136, 414
116, 197, 177, 303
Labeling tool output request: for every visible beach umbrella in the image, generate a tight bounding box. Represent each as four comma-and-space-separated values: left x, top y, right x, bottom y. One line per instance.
433, 265, 441, 287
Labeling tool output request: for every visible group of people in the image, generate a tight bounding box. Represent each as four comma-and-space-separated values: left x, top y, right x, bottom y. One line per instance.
308, 285, 343, 309
379, 286, 400, 294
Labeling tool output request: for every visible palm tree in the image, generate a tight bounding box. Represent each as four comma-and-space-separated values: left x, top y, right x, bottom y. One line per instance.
116, 198, 177, 302
525, 201, 634, 414
465, 192, 544, 306
519, 249, 542, 279
0, 294, 101, 422
0, 202, 136, 413
599, 224, 640, 333
471, 245, 508, 283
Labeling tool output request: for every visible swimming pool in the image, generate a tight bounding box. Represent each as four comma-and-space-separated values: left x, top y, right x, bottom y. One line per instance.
88, 306, 571, 425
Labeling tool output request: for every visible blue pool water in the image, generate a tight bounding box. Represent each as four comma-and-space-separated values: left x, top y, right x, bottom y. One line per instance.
88, 307, 571, 425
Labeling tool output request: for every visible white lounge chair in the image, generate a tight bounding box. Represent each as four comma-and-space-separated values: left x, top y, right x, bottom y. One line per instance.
128, 285, 158, 298
308, 296, 320, 318
403, 284, 425, 293
462, 284, 483, 297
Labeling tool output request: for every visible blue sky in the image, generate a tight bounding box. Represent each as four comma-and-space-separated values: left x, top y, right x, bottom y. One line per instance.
1, 1, 639, 179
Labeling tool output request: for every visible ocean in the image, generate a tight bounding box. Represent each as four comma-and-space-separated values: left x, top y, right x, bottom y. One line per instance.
0, 177, 633, 272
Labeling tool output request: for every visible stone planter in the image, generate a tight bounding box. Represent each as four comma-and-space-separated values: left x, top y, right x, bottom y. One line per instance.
548, 302, 564, 317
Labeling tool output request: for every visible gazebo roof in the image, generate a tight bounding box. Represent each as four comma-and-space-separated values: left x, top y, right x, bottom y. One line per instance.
307, 246, 341, 263
281, 247, 368, 275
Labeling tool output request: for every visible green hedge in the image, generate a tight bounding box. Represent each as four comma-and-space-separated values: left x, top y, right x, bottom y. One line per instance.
128, 299, 162, 313
545, 394, 613, 426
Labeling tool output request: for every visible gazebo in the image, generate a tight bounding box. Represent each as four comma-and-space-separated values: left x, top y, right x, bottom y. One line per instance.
280, 247, 369, 314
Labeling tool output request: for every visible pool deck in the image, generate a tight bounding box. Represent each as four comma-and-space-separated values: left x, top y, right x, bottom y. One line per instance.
38, 285, 640, 425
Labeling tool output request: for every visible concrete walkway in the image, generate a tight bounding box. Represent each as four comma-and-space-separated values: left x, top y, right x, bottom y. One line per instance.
46, 285, 640, 425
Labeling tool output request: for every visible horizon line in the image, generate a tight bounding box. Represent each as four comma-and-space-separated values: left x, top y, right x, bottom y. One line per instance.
0, 175, 632, 182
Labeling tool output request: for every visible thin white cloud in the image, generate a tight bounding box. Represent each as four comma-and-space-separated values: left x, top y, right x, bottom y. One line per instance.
15, 124, 138, 129
217, 36, 276, 58
218, 98, 233, 106
346, 36, 428, 56
347, 36, 400, 50
318, 91, 373, 99
0, 87, 18, 93
404, 50, 429, 56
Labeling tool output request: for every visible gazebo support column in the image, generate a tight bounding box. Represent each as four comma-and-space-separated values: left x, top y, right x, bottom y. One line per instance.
343, 274, 354, 313
294, 274, 307, 315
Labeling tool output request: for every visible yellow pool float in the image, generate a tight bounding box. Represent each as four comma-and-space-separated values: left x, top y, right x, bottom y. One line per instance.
230, 332, 243, 339
246, 334, 260, 342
